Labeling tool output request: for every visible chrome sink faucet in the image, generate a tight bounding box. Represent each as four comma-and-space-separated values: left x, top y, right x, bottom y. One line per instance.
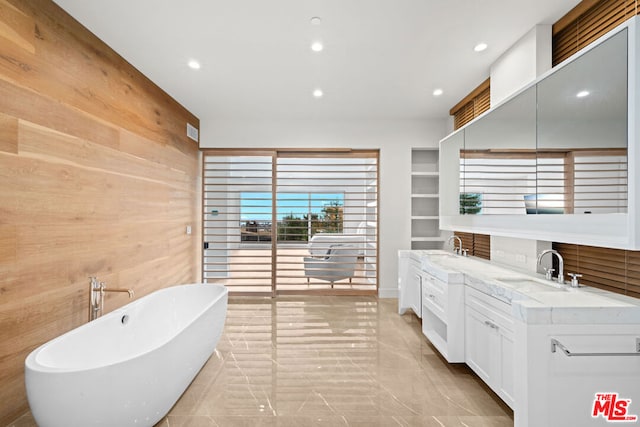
447, 235, 463, 255
537, 249, 564, 285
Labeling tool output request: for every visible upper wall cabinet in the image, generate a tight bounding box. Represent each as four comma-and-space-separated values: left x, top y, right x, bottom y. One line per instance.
440, 17, 640, 249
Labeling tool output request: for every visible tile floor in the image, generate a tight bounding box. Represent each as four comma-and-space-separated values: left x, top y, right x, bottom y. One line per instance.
13, 296, 513, 427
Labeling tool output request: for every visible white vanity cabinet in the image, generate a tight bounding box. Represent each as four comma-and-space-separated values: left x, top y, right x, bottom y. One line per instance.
398, 251, 422, 317
464, 286, 515, 409
401, 250, 640, 426
420, 258, 465, 363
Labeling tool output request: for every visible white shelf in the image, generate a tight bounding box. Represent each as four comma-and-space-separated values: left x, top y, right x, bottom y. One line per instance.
411, 171, 439, 177
411, 236, 448, 242
411, 147, 447, 250
411, 193, 439, 198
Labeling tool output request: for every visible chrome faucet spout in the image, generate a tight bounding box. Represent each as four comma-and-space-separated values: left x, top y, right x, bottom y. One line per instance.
537, 249, 564, 285
447, 235, 463, 255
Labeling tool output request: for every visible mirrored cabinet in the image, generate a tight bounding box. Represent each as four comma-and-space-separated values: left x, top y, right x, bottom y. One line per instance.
440, 17, 639, 249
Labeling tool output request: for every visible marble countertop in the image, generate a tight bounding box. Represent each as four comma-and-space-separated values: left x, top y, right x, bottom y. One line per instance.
407, 250, 640, 325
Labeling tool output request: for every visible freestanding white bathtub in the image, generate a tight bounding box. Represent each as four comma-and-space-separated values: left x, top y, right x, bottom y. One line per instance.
25, 283, 228, 427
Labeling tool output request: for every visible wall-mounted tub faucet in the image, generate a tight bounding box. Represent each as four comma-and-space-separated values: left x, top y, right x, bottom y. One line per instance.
89, 276, 134, 321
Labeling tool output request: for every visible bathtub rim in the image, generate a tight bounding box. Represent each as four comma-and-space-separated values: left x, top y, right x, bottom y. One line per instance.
25, 283, 228, 374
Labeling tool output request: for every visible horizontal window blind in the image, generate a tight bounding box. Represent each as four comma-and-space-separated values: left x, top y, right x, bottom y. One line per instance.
553, 0, 638, 66
453, 231, 491, 260
203, 150, 378, 296
460, 149, 627, 215
203, 153, 275, 295
451, 79, 491, 130
554, 243, 640, 298
275, 154, 378, 294
537, 150, 627, 214
460, 151, 537, 215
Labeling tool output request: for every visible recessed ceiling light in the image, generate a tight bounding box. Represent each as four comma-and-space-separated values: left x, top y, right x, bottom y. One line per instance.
313, 89, 324, 98
576, 90, 590, 98
311, 42, 324, 52
187, 59, 201, 70
310, 17, 322, 25
474, 43, 488, 52
433, 88, 444, 97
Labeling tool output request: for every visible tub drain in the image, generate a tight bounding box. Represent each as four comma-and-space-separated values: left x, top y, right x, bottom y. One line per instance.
121, 314, 129, 325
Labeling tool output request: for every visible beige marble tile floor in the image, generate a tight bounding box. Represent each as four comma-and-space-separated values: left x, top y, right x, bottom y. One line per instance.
12, 296, 513, 427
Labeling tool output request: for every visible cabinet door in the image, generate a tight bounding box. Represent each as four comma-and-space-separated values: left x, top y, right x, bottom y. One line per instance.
408, 265, 422, 318
465, 306, 495, 384
398, 257, 422, 317
497, 328, 515, 408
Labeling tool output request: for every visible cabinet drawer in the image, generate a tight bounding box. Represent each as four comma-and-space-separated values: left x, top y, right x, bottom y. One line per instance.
421, 271, 447, 294
423, 278, 446, 322
465, 287, 513, 333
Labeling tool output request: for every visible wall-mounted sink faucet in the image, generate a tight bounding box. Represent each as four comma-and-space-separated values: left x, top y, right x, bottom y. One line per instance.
89, 276, 134, 321
537, 249, 564, 285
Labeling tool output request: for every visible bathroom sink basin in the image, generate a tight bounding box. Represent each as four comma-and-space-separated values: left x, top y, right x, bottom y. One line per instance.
496, 278, 568, 292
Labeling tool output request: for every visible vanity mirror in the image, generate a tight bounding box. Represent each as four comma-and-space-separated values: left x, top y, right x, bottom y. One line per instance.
440, 17, 638, 249
457, 29, 628, 217
461, 86, 536, 215
536, 29, 628, 215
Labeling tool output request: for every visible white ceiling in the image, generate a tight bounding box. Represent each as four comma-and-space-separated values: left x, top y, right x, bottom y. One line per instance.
52, 0, 581, 121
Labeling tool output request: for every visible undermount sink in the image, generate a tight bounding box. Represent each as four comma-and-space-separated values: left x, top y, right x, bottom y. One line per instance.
496, 278, 569, 292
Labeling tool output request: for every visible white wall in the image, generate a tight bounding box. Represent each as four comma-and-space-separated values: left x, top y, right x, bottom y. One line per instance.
490, 25, 552, 105
491, 236, 551, 274
200, 118, 449, 297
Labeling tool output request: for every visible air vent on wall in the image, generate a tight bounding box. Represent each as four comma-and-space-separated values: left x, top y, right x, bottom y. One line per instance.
186, 123, 199, 142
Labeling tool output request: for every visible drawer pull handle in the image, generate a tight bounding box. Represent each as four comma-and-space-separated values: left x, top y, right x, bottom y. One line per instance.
484, 320, 499, 330
550, 338, 640, 357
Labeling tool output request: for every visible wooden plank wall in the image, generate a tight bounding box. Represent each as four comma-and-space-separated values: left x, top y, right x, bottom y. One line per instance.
0, 0, 201, 424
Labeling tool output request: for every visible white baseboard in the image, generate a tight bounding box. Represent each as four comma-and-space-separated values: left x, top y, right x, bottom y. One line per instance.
378, 288, 398, 299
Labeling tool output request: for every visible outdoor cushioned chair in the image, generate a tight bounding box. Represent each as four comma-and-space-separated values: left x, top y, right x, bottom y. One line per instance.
303, 244, 359, 287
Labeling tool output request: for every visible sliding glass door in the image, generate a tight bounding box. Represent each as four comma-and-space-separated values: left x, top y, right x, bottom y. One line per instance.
203, 152, 275, 295
203, 150, 378, 296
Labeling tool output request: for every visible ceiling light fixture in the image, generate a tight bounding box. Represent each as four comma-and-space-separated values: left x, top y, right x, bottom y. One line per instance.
576, 90, 590, 98
474, 43, 488, 52
310, 17, 322, 25
433, 88, 443, 97
187, 59, 201, 70
313, 89, 324, 98
311, 41, 324, 52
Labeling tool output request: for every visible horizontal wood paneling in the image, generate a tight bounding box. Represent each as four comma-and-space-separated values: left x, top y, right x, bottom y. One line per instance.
0, 0, 201, 424
553, 243, 640, 298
